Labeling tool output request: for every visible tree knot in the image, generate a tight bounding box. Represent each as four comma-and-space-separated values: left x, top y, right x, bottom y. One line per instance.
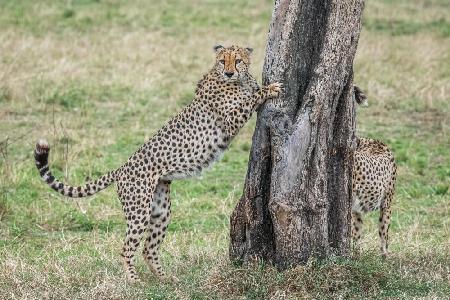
263, 106, 292, 139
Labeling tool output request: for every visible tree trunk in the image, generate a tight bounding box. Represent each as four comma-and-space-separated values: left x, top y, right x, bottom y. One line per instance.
229, 0, 364, 269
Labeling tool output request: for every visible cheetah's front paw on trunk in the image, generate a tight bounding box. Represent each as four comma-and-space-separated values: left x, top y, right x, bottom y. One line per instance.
266, 82, 283, 98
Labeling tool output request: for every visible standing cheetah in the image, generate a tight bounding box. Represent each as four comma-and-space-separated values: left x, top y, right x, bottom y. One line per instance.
34, 45, 282, 282
352, 88, 397, 257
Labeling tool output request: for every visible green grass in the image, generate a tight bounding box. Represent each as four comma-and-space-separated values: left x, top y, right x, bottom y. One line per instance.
1, 0, 449, 299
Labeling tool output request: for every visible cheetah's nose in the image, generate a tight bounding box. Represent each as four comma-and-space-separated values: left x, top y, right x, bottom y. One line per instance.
225, 72, 234, 78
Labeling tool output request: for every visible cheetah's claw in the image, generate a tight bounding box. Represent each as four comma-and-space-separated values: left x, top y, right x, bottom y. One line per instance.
266, 82, 283, 98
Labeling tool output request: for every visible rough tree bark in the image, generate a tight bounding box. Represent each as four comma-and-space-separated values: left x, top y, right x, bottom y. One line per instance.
229, 0, 364, 269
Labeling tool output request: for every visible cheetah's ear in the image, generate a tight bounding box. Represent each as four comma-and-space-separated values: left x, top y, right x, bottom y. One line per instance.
213, 45, 224, 53
245, 47, 253, 55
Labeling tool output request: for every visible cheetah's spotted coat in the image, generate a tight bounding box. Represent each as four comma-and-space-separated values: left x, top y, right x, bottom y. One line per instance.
34, 45, 281, 282
352, 137, 397, 257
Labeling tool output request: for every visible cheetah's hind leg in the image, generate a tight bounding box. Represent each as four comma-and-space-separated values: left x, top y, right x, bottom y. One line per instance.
351, 211, 363, 256
379, 193, 393, 258
142, 180, 178, 282
120, 179, 157, 283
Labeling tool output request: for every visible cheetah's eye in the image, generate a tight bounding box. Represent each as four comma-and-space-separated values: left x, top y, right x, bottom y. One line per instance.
235, 59, 242, 64
219, 60, 225, 64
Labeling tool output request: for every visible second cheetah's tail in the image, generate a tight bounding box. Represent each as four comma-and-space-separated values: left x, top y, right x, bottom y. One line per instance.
34, 139, 116, 198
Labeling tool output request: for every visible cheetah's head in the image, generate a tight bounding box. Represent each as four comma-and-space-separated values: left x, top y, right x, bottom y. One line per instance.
213, 45, 252, 82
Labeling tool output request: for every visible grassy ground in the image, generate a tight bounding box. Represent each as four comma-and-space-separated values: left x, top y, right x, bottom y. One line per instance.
0, 0, 449, 299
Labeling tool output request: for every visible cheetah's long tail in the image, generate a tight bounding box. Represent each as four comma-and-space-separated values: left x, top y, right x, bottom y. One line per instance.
34, 139, 116, 198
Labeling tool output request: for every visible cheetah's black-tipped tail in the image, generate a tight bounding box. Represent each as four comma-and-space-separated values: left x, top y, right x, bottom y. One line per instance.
34, 139, 116, 198
354, 85, 368, 106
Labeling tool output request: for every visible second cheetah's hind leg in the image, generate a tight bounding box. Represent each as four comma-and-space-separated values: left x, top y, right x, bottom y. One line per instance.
142, 180, 177, 282
352, 211, 363, 256
379, 190, 394, 258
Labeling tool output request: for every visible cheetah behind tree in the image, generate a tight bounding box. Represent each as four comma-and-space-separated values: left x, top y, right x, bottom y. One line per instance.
34, 45, 282, 282
352, 88, 397, 258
